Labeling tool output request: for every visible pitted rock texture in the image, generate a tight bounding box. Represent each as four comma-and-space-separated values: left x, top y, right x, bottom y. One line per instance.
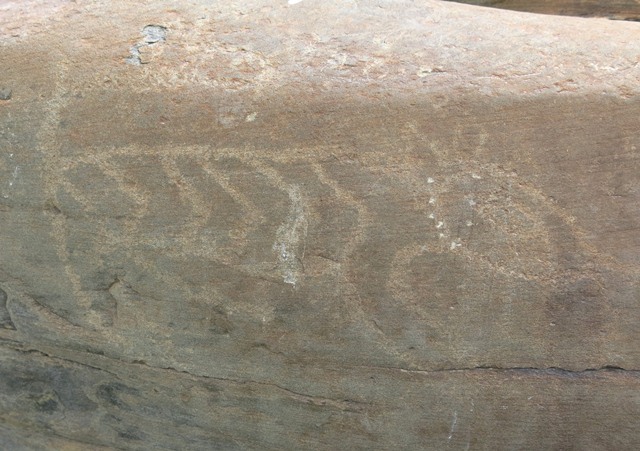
1, 0, 640, 449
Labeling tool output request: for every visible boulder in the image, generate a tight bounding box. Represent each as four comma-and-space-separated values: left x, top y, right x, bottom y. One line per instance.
1, 0, 640, 448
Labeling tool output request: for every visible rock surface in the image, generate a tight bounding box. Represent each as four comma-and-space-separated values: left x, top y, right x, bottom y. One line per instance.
1, 0, 640, 449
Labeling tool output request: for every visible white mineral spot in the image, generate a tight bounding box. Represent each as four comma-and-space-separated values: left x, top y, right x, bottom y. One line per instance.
245, 112, 257, 122
472, 173, 481, 179
273, 185, 308, 286
142, 25, 167, 44
466, 220, 473, 227
448, 411, 458, 441
467, 199, 476, 206
427, 177, 435, 184
429, 197, 436, 205
436, 221, 444, 229
8, 165, 18, 187
428, 213, 435, 219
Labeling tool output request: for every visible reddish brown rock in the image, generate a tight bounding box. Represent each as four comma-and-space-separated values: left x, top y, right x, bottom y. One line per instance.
1, 0, 640, 449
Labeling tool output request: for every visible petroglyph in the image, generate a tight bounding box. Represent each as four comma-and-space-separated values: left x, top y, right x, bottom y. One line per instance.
273, 185, 308, 286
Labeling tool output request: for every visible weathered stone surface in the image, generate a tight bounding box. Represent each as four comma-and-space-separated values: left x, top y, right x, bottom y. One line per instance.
1, 0, 640, 449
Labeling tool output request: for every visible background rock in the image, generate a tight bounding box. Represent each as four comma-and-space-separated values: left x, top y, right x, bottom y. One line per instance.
1, 0, 640, 449
446, 0, 640, 21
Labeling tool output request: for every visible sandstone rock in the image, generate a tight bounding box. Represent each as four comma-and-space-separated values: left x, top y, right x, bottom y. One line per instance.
1, 0, 640, 449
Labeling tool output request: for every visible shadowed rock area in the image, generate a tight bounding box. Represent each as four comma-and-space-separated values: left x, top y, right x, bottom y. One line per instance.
446, 0, 640, 20
1, 0, 640, 449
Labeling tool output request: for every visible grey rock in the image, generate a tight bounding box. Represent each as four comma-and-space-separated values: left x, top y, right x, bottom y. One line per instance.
1, 0, 640, 449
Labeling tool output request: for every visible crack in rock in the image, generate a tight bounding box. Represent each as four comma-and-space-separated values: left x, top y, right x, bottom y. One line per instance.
0, 287, 16, 330
369, 364, 635, 376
